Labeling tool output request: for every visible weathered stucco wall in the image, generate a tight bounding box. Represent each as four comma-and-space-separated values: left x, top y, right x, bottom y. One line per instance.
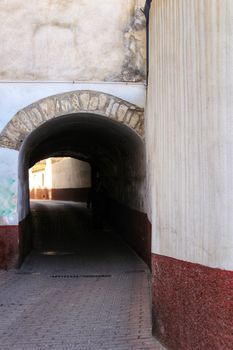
0, 0, 146, 82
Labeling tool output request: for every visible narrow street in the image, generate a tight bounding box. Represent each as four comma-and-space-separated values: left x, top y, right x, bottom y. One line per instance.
0, 201, 164, 350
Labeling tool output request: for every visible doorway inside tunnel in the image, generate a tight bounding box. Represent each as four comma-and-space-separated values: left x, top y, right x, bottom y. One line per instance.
18, 113, 151, 267
29, 157, 91, 202
28, 156, 92, 252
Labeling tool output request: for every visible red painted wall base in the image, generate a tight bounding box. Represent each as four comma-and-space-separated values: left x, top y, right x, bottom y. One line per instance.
30, 187, 90, 202
0, 226, 19, 269
152, 254, 233, 350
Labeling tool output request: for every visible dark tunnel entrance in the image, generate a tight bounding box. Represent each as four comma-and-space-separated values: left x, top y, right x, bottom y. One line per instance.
18, 113, 151, 267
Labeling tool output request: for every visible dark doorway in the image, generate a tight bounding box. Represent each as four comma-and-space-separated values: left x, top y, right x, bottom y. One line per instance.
18, 113, 151, 266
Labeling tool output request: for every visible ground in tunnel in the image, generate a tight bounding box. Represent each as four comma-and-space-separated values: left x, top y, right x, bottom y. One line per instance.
28, 200, 146, 274
0, 201, 164, 349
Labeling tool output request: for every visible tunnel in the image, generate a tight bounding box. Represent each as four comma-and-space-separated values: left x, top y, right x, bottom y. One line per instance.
18, 113, 151, 267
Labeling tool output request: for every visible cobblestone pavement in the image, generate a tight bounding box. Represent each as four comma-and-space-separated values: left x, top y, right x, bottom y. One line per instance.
0, 201, 165, 350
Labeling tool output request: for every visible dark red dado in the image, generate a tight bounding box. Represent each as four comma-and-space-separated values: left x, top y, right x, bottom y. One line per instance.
0, 226, 19, 269
30, 187, 90, 202
152, 254, 233, 350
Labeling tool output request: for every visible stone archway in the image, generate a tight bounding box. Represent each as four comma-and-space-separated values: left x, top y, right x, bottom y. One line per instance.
0, 90, 144, 150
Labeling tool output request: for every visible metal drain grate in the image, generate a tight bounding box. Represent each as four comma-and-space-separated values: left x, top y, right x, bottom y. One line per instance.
0, 303, 24, 307
15, 271, 40, 275
50, 274, 112, 278
124, 270, 146, 274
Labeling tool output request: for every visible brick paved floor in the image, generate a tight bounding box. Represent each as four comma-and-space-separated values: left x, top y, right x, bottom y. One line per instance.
0, 201, 165, 350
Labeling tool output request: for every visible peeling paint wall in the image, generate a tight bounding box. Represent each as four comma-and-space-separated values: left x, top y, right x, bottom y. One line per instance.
0, 0, 146, 82
0, 149, 18, 225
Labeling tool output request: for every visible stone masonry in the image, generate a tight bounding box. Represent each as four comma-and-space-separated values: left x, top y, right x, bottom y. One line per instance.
0, 91, 144, 150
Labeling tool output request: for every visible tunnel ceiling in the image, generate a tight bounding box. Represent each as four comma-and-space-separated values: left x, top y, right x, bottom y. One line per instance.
20, 114, 144, 169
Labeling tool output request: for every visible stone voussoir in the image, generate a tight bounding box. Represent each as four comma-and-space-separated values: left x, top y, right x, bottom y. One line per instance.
0, 90, 144, 150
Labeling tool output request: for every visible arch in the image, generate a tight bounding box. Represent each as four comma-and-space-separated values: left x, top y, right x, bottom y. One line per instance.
0, 90, 144, 150
18, 112, 148, 265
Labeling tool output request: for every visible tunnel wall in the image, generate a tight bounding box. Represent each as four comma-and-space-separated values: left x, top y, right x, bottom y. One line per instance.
147, 1, 233, 349
103, 146, 151, 266
107, 199, 151, 267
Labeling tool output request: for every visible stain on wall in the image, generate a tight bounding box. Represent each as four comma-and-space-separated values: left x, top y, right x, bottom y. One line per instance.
123, 8, 146, 81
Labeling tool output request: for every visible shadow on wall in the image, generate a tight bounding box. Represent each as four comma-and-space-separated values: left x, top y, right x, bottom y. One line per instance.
107, 199, 151, 268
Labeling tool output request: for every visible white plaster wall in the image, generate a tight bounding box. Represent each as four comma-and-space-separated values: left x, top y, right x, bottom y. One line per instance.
147, 0, 233, 270
0, 0, 146, 82
51, 158, 91, 189
29, 169, 46, 190
0, 82, 146, 132
0, 148, 18, 225
45, 159, 52, 190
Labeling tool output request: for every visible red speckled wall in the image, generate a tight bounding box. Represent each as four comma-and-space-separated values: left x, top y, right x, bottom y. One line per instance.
0, 226, 19, 269
151, 254, 233, 350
